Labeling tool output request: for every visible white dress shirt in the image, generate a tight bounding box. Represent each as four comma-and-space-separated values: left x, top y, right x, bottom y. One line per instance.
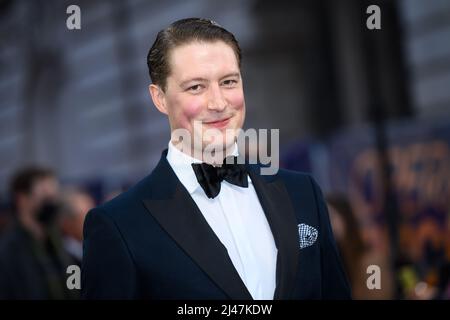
166, 141, 278, 300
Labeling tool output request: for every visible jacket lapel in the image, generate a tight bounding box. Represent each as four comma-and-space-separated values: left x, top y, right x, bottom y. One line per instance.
142, 151, 253, 300
247, 165, 300, 300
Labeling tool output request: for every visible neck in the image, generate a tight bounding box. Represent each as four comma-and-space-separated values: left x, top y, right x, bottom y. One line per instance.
171, 141, 236, 165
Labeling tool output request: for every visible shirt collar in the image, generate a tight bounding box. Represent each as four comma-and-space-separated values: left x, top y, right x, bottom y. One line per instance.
166, 141, 248, 195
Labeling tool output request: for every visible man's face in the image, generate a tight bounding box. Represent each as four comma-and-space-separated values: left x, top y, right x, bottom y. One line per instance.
16, 176, 59, 217
154, 40, 245, 156
30, 177, 59, 213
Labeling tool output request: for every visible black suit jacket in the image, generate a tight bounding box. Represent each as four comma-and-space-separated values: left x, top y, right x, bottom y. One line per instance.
81, 149, 351, 299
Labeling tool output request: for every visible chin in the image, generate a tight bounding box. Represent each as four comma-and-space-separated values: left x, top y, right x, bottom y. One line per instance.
201, 136, 234, 152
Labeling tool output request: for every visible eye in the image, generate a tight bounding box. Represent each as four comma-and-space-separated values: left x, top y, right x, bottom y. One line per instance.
221, 79, 238, 87
187, 84, 203, 93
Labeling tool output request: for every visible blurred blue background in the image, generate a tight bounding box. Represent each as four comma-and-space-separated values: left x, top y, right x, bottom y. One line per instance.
0, 0, 449, 299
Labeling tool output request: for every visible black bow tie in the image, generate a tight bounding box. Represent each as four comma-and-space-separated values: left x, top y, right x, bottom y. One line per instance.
191, 156, 249, 199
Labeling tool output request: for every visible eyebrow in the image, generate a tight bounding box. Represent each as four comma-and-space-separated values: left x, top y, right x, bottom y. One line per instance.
220, 72, 240, 80
179, 78, 208, 88
179, 73, 240, 88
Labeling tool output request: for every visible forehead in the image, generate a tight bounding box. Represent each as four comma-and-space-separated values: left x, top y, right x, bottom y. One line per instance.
32, 176, 59, 196
167, 41, 239, 81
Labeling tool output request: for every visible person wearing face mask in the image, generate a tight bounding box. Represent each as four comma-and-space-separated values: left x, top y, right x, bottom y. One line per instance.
0, 167, 78, 299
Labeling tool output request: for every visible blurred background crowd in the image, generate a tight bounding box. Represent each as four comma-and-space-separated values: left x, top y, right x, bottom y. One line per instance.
0, 0, 449, 299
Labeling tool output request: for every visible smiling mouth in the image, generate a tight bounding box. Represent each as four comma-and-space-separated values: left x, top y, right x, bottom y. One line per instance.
204, 117, 232, 128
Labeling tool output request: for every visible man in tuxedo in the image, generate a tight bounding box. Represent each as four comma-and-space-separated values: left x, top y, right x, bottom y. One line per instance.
82, 18, 351, 300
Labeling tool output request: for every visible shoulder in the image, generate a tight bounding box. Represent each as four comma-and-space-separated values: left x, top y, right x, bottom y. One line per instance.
86, 171, 157, 225
0, 223, 28, 260
253, 164, 318, 192
276, 168, 313, 185
250, 164, 325, 208
0, 223, 22, 246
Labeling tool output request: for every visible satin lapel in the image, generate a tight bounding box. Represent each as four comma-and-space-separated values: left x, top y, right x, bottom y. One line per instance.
247, 166, 299, 300
142, 154, 252, 300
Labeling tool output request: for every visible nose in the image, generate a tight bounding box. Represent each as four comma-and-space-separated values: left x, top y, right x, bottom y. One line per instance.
207, 83, 227, 112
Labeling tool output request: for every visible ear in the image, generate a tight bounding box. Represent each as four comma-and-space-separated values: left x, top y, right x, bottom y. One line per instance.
149, 84, 168, 115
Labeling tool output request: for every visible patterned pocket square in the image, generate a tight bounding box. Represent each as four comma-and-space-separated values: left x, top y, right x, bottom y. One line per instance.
297, 223, 318, 249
